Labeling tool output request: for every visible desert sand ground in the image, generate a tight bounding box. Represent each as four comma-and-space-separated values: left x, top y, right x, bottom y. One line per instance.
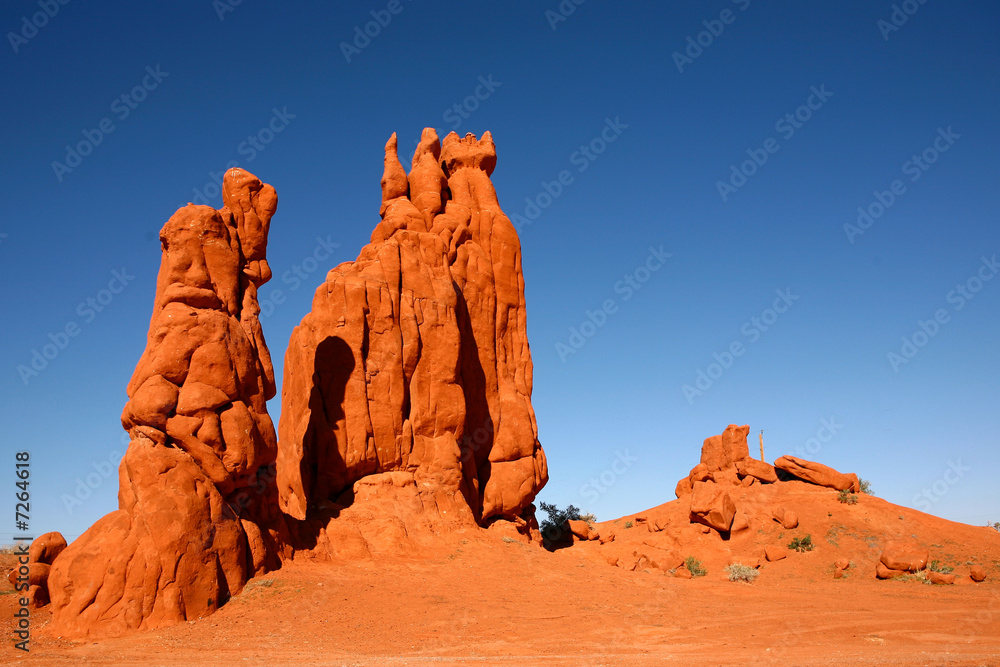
5, 494, 1000, 667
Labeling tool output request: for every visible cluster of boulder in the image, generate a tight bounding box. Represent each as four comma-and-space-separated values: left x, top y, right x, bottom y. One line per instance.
877, 541, 988, 584
674, 424, 859, 537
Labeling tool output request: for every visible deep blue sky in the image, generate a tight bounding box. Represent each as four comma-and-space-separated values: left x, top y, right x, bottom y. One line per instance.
2, 0, 998, 544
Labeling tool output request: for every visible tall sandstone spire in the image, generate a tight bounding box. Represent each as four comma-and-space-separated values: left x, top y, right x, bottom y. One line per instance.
46, 169, 282, 636
277, 129, 548, 530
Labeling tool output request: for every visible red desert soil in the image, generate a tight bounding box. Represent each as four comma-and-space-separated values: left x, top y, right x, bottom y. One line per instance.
5, 488, 1000, 666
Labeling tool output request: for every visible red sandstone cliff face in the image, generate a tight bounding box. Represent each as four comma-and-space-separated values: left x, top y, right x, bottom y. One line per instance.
45, 169, 282, 637
277, 129, 548, 535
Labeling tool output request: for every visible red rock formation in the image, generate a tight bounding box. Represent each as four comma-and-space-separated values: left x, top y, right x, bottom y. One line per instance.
735, 457, 778, 483
764, 544, 788, 562
700, 424, 751, 471
689, 481, 736, 533
774, 455, 860, 492
772, 506, 799, 530
45, 169, 282, 637
928, 571, 955, 585
277, 130, 547, 552
4, 532, 65, 607
879, 540, 928, 573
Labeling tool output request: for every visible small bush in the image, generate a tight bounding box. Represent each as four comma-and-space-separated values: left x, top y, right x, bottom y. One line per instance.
929, 559, 954, 574
579, 512, 597, 526
837, 489, 858, 505
859, 479, 873, 495
788, 535, 814, 552
725, 563, 759, 583
538, 502, 584, 540
685, 556, 707, 577
624, 521, 633, 529
987, 522, 1000, 533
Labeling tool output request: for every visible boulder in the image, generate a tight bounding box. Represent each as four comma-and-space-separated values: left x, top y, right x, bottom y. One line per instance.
879, 541, 928, 573
731, 510, 750, 534
833, 568, 844, 579
834, 558, 850, 571
772, 507, 799, 530
675, 477, 693, 498
700, 424, 751, 471
773, 455, 860, 492
876, 562, 907, 580
566, 520, 591, 541
711, 467, 741, 487
29, 532, 67, 565
634, 545, 683, 572
928, 571, 956, 585
688, 463, 712, 484
689, 481, 737, 533
765, 545, 789, 562
970, 565, 987, 582
735, 457, 778, 484
674, 566, 693, 579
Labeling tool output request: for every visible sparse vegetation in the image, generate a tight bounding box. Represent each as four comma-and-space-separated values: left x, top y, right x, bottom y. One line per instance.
788, 535, 814, 552
837, 489, 859, 505
501, 536, 518, 544
685, 556, 707, 577
725, 563, 759, 583
538, 502, 582, 540
242, 578, 275, 594
579, 512, 597, 526
987, 521, 1000, 533
859, 479, 873, 495
624, 521, 634, 529
929, 560, 954, 574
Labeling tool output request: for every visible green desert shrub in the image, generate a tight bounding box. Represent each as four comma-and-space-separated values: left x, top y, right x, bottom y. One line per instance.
929, 559, 954, 574
788, 535, 814, 552
538, 502, 582, 540
837, 489, 859, 505
859, 479, 873, 495
685, 556, 707, 577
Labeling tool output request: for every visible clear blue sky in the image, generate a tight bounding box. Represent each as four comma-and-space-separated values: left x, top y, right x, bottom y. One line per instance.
1, 0, 997, 544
